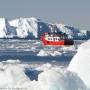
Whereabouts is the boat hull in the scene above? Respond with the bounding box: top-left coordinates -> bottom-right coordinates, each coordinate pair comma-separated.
41,36 -> 74,46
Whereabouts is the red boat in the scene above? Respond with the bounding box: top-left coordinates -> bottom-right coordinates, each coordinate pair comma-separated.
41,33 -> 74,46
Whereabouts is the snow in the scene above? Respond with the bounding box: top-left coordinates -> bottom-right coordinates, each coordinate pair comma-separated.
68,40 -> 90,88
0,59 -> 86,90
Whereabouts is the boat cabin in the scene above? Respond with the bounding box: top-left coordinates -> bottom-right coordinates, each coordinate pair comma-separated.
45,33 -> 68,41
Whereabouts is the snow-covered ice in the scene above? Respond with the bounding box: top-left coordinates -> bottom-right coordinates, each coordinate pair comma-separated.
0,17 -> 89,39
0,60 -> 86,90
68,40 -> 90,89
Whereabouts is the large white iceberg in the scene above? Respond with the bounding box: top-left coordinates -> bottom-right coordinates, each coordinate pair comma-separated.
68,40 -> 90,88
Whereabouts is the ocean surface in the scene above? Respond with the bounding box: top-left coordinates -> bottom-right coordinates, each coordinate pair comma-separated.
0,39 -> 85,65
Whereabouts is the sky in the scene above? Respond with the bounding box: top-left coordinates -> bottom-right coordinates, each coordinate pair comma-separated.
0,0 -> 90,30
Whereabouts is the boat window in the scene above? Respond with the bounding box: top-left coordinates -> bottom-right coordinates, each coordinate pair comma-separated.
48,38 -> 51,40
53,38 -> 55,40
56,38 -> 57,41
48,38 -> 52,40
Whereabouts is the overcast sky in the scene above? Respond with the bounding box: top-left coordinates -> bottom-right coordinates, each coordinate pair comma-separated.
0,0 -> 90,30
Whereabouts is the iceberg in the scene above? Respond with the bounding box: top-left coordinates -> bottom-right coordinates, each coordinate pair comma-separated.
0,17 -> 88,39
68,40 -> 90,88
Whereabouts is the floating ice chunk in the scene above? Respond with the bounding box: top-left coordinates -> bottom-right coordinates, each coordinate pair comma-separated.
37,49 -> 50,56
37,49 -> 62,56
2,59 -> 21,64
50,51 -> 62,56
